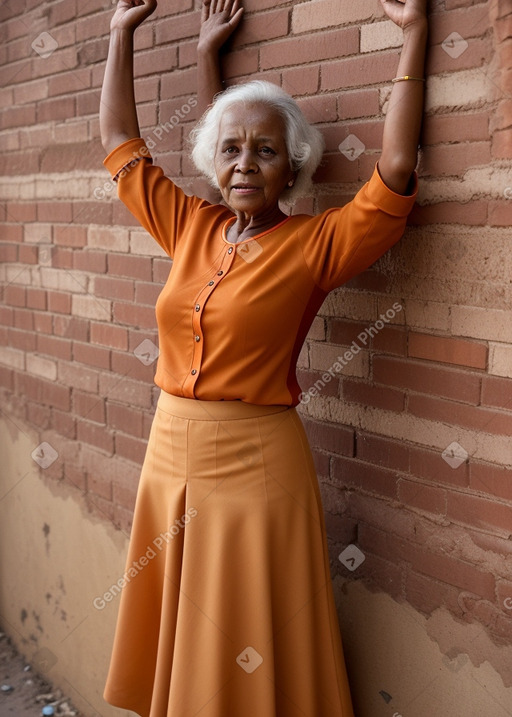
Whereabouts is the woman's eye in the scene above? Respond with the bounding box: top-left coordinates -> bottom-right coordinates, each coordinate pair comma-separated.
225,146 -> 238,154
260,147 -> 275,155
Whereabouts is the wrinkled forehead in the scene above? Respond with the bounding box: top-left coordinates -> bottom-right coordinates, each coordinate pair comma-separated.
217,102 -> 286,142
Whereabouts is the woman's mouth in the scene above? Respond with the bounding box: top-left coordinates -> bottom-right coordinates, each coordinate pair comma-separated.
231,185 -> 260,194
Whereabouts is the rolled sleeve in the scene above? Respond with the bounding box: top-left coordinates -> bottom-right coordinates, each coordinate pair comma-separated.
103,137 -> 153,180
299,163 -> 418,292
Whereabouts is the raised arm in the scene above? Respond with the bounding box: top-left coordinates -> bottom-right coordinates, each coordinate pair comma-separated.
197,0 -> 244,113
100,0 -> 157,155
377,0 -> 428,195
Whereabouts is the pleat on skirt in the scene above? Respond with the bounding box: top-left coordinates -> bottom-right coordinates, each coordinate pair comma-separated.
103,391 -> 354,717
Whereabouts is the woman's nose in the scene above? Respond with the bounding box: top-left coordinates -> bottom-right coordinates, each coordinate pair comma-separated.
235,148 -> 257,173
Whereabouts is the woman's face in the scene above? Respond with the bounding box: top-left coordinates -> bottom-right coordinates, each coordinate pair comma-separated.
214,103 -> 295,219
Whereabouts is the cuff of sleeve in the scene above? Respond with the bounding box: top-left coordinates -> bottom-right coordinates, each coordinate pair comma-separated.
365,162 -> 418,217
103,137 -> 153,180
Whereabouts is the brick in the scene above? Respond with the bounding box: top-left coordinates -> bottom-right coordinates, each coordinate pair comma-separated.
408,332 -> 488,370
27,402 -> 52,430
0,366 -> 14,392
469,463 -> 512,502
108,254 -> 152,281
90,322 -> 128,351
356,432 -> 409,472
16,372 -> 70,411
54,225 -> 87,248
497,581 -> 512,615
93,276 -> 134,302
342,379 -> 405,413
451,307 -> 512,343
282,66 -> 319,97
360,20 -> 404,53
424,70 -> 493,114
111,349 -> 157,383
420,142 -> 491,178
359,523 -> 496,601
409,200 -> 488,227
488,200 -> 512,227
4,285 -> 26,307
54,120 -> 89,144
26,355 -> 57,381
408,394 -> 512,437
112,461 -> 140,511
51,247 -> 73,270
78,419 -> 114,455
446,490 -> 512,537
373,356 -> 481,404
261,27 -> 358,71
87,468 -> 114,501
372,327 -> 407,356
37,96 -> 76,124
292,0 -> 378,33
134,47 -> 178,78
115,433 -> 148,465
113,302 -> 156,330
57,361 -> 98,394
481,375 -> 512,410
13,79 -> 48,105
302,417 -> 355,456
13,308 -> 34,331
8,328 -> 36,352
72,295 -> 111,322
48,291 -> 72,314
297,369 -> 339,400
74,390 -> 105,424
0,346 -> 25,371
409,444 -> 469,489
130,230 -> 167,257
73,250 -> 107,274
397,479 -> 447,516
72,342 -> 110,370
223,48 -> 259,81
33,312 -> 53,334
37,201 -> 73,224
338,89 -> 380,120
405,570 -> 465,618
50,0 -> 78,26
99,373 -> 153,409
106,402 -> 143,438
321,52 -> 399,92
488,343 -> 512,379
88,226 -> 130,253
37,334 -> 71,361
333,456 -> 399,500
53,315 -> 89,342
422,112 -> 489,146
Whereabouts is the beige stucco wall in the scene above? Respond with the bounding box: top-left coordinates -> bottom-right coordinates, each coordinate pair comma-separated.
1,414 -> 511,717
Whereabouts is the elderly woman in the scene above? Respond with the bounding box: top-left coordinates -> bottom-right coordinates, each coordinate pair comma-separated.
99,0 -> 427,715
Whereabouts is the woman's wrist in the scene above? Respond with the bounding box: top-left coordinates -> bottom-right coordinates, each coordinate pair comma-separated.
401,18 -> 428,39
197,41 -> 219,57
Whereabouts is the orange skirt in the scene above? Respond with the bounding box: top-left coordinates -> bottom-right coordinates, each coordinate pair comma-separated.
103,392 -> 354,717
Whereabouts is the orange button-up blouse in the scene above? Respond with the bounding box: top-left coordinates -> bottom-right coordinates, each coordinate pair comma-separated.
104,137 -> 417,407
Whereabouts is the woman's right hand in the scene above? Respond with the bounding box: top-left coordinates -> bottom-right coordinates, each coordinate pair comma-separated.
110,0 -> 157,32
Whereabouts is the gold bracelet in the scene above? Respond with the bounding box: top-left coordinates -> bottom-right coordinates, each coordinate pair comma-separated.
392,75 -> 426,83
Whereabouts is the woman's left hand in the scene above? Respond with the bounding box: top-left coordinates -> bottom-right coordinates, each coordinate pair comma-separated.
380,0 -> 428,31
198,0 -> 244,55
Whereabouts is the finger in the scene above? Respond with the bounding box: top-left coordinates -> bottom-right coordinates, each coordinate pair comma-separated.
229,6 -> 243,26
211,0 -> 219,14
229,0 -> 241,19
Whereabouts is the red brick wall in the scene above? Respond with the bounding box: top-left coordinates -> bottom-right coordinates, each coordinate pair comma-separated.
1,0 -> 511,681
